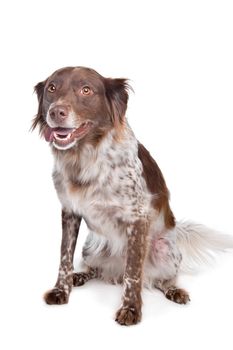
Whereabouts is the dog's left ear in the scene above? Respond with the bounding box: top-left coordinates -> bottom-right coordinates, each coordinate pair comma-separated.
31,80 -> 47,132
105,78 -> 131,127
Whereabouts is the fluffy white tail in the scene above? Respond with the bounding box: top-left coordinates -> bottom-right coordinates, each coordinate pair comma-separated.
176,221 -> 233,273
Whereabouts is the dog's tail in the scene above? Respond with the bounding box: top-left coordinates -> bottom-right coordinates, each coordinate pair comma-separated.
176,221 -> 233,273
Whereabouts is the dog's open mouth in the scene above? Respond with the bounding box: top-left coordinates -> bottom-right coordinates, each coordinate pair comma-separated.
44,122 -> 93,148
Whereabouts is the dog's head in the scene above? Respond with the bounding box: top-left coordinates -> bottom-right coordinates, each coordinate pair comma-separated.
32,67 -> 130,150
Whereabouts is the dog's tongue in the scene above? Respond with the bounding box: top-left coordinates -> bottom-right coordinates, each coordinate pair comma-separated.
44,127 -> 74,142
44,127 -> 54,142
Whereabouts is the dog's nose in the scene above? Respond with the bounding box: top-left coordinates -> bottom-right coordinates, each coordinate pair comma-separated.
49,105 -> 69,122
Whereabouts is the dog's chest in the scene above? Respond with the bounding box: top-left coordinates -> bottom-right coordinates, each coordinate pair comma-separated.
53,138 -> 151,235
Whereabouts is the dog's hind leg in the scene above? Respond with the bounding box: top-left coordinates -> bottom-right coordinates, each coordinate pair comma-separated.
73,267 -> 100,287
153,278 -> 190,304
147,231 -> 190,305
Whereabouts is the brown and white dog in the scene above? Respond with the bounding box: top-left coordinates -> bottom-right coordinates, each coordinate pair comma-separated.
33,66 -> 233,326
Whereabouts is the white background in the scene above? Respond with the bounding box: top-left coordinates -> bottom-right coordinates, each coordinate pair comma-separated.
0,0 -> 233,349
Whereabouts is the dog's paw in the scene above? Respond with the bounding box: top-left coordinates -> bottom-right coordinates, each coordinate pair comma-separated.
115,306 -> 142,326
165,288 -> 190,304
73,273 -> 87,287
44,288 -> 69,305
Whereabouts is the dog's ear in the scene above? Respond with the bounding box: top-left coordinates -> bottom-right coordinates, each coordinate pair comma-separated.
31,80 -> 47,133
105,78 -> 131,127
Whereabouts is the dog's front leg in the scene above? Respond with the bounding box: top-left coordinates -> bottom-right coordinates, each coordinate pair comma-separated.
44,210 -> 81,305
115,219 -> 148,326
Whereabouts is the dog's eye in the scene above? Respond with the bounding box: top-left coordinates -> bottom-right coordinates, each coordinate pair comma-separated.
48,84 -> 56,93
81,86 -> 92,95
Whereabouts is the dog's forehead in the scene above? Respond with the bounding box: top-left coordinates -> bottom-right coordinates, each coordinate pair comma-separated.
48,67 -> 104,87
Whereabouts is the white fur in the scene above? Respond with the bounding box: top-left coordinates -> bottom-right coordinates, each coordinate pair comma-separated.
54,128 -> 152,224
176,221 -> 233,272
83,232 -> 126,282
52,139 -> 77,150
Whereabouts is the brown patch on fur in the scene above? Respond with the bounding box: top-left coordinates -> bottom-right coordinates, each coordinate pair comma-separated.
31,80 -> 47,134
163,200 -> 176,229
44,288 -> 68,305
112,121 -> 128,143
86,126 -> 111,148
104,78 -> 130,129
68,178 -> 90,193
73,267 -> 99,287
138,142 -> 175,229
115,307 -> 141,326
165,287 -> 190,304
153,278 -> 190,304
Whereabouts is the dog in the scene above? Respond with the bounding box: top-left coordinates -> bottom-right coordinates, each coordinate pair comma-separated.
32,66 -> 233,326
